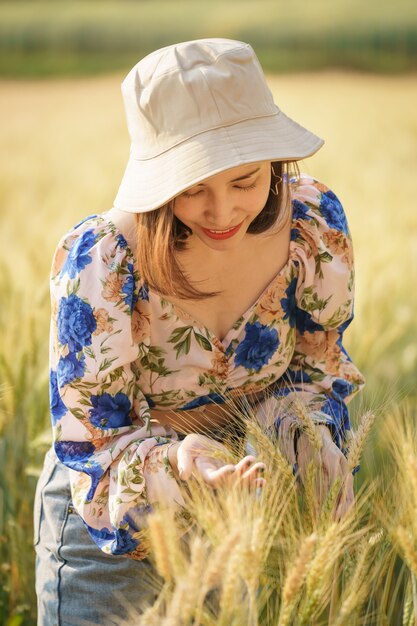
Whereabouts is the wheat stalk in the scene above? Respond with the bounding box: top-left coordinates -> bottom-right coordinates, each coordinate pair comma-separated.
332,540 -> 372,626
217,541 -> 247,626
278,532 -> 317,626
164,535 -> 208,625
300,522 -> 344,623
347,410 -> 376,472
291,398 -> 323,451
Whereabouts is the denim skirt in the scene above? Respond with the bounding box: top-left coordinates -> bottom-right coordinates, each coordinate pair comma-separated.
34,447 -> 161,626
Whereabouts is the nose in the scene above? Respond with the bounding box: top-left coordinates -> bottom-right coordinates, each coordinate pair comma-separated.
203,191 -> 237,229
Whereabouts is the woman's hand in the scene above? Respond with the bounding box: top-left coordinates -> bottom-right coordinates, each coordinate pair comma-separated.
296,425 -> 354,520
169,433 -> 266,491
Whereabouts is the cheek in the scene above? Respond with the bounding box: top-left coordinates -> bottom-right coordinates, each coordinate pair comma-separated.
172,201 -> 191,225
250,186 -> 271,215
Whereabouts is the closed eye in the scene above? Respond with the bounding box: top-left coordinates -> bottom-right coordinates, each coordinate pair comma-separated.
182,182 -> 257,199
181,189 -> 204,198
236,183 -> 257,192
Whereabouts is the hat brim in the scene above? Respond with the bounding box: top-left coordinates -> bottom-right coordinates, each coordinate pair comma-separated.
113,110 -> 324,213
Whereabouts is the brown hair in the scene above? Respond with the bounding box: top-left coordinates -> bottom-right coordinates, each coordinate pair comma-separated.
135,160 -> 299,300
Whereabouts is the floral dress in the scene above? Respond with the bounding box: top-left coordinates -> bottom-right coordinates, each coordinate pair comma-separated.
49,174 -> 365,559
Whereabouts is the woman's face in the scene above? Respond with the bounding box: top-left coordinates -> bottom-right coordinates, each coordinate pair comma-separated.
173,161 -> 272,252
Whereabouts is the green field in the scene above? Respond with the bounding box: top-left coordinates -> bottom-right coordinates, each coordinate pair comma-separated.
0,0 -> 416,76
0,71 -> 416,624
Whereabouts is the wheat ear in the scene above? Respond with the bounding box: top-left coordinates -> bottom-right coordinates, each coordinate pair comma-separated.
347,410 -> 376,472
278,532 -> 317,626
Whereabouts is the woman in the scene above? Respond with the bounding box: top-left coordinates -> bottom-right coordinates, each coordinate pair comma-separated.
34,38 -> 365,625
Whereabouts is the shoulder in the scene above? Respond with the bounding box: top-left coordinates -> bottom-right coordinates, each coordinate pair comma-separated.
50,212 -> 141,317
290,174 -> 350,236
50,212 -> 135,281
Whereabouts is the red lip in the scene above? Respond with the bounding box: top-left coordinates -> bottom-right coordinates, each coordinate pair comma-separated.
201,222 -> 242,240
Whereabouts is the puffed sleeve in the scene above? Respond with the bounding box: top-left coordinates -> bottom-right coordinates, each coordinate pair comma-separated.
267,177 -> 365,456
49,215 -> 184,560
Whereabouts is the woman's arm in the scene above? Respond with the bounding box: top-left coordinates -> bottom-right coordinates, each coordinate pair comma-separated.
49,216 -> 179,559
267,177 -> 365,452
256,178 -> 365,516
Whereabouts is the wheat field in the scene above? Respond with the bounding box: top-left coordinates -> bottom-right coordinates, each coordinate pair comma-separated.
0,72 -> 416,624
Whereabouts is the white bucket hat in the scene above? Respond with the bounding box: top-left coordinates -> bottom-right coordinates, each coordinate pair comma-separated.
113,38 -> 324,213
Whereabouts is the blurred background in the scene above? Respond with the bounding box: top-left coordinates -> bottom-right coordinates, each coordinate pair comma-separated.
0,1 -> 416,623
1,0 -> 416,77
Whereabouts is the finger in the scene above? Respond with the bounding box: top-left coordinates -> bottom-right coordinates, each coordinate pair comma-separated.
253,477 -> 267,493
241,462 -> 267,480
234,457 -> 267,478
195,458 -> 236,486
234,456 -> 257,474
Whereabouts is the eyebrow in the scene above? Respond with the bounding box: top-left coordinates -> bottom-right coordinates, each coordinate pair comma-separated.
196,167 -> 261,186
230,167 -> 261,182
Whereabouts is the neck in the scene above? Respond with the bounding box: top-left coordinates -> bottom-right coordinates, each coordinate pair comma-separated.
183,232 -> 263,265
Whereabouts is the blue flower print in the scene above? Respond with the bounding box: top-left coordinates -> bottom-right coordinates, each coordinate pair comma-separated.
72,215 -> 97,230
111,527 -> 139,555
331,378 -> 355,401
181,393 -> 226,410
116,233 -> 128,249
89,392 -> 132,429
122,262 -> 137,313
295,308 -> 324,335
57,294 -> 97,352
284,368 -> 313,385
321,397 -> 351,452
319,191 -> 348,234
57,352 -> 86,387
124,506 -> 153,532
139,283 -> 149,302
87,524 -> 139,555
61,229 -> 98,278
145,394 -> 156,408
292,200 -> 313,221
54,440 -> 103,501
49,369 -> 67,424
281,278 -> 297,328
290,228 -> 300,241
322,396 -> 348,428
54,440 -> 96,464
234,321 -> 279,372
85,525 -> 114,550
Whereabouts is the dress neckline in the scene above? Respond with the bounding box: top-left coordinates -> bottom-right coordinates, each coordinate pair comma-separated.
160,250 -> 295,348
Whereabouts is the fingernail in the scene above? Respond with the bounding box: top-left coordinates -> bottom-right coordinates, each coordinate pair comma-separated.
257,466 -> 265,474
